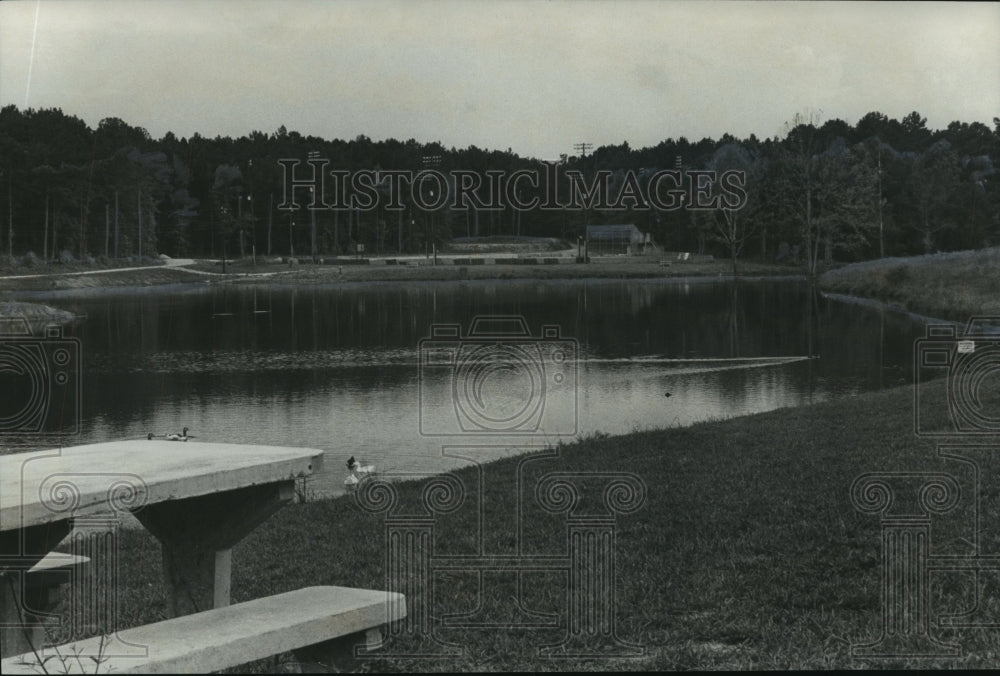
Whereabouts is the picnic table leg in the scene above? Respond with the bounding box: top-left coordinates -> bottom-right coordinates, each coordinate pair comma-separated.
134,481 -> 295,617
0,522 -> 72,658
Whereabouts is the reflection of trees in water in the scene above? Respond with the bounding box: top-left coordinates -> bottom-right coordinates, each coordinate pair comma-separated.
727,281 -> 742,358
72,278 -> 923,393
805,281 -> 821,389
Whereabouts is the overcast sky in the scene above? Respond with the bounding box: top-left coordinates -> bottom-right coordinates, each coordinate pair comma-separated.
1,0 -> 997,159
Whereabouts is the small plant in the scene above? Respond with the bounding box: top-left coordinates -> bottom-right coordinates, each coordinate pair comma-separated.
6,573 -> 113,674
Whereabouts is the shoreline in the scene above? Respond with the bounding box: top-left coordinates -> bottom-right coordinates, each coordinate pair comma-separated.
1,257 -> 805,297
818,290 -> 958,327
103,373 -> 998,670
818,247 -> 1000,323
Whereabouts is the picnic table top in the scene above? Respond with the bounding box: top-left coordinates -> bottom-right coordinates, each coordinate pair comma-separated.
1,441 -> 324,532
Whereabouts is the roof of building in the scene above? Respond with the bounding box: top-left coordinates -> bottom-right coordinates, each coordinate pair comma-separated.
586,224 -> 644,242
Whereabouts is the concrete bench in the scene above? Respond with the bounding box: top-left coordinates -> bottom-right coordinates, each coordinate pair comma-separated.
1,585 -> 406,674
1,553 -> 90,659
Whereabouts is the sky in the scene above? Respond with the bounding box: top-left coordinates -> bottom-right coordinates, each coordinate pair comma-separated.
0,0 -> 998,160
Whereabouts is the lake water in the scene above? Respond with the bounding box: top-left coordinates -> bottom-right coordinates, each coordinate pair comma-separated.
2,278 -> 931,496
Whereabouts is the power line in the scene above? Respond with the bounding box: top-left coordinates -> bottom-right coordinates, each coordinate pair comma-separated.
573,142 -> 592,158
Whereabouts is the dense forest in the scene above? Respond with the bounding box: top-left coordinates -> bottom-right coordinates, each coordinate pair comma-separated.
0,104 -> 997,273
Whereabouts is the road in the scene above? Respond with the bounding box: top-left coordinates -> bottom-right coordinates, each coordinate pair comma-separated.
0,256 -> 199,280
0,248 -> 585,282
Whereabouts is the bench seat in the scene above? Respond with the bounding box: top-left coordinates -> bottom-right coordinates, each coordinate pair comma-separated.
1,585 -> 406,674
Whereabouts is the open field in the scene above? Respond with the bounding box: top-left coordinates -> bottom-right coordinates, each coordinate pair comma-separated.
64,374 -> 998,671
819,247 -> 1000,323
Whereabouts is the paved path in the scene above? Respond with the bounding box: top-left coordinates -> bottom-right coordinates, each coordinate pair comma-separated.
0,248 -> 584,282
0,256 -> 197,280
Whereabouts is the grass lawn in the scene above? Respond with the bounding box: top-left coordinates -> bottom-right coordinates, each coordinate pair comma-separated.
1,254 -> 803,295
819,247 -> 1000,323
85,373 -> 1000,671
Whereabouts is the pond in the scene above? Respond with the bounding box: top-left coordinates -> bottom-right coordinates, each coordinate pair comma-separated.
2,278 -> 931,496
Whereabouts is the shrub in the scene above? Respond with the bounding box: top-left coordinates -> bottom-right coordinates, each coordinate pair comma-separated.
884,264 -> 909,287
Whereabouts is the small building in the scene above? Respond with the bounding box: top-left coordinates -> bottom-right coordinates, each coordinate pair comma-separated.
585,224 -> 648,255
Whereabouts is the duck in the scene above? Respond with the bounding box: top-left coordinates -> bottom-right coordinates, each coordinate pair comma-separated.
147,428 -> 190,441
166,427 -> 190,442
346,456 -> 375,481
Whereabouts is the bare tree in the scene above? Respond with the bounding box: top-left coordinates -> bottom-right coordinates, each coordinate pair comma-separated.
707,143 -> 762,275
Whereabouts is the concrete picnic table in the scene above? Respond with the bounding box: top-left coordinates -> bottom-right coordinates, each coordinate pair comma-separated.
0,441 -> 324,629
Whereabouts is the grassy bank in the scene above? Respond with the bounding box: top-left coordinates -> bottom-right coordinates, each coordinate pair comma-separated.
77,375 -> 999,671
160,257 -> 798,285
0,256 -> 802,295
819,248 -> 1000,323
0,265 -> 209,293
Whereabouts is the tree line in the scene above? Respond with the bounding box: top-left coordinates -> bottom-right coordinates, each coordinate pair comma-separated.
0,104 -> 997,272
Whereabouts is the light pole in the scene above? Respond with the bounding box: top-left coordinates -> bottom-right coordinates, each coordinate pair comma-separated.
573,143 -> 592,242
1,169 -> 10,259
877,146 -> 884,259
247,193 -> 255,265
421,155 -> 441,259
247,159 -> 255,264
237,188 -> 244,259
308,151 -> 319,259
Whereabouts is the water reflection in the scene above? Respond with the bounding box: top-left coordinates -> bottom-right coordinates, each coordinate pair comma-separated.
3,279 -> 929,495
